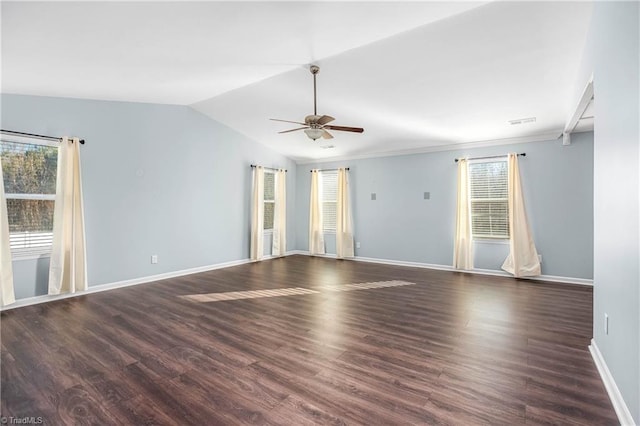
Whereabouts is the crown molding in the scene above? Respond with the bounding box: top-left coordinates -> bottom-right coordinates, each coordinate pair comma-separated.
295,130 -> 563,165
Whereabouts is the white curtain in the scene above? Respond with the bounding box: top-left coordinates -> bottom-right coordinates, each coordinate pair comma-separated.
0,156 -> 16,306
271,169 -> 287,256
250,166 -> 265,261
48,137 -> 87,295
309,170 -> 325,255
502,153 -> 541,277
453,159 -> 473,270
336,168 -> 354,259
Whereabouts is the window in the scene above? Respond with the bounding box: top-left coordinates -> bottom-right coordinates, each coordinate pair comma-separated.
263,171 -> 275,231
469,160 -> 509,239
321,171 -> 338,232
1,138 -> 58,257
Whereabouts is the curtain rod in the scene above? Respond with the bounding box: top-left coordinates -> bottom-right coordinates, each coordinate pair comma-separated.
1,129 -> 85,145
454,153 -> 525,163
250,164 -> 287,172
310,167 -> 350,172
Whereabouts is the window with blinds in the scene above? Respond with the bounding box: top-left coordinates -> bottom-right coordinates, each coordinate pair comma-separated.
1,138 -> 58,257
263,171 -> 275,230
469,160 -> 509,239
321,171 -> 338,232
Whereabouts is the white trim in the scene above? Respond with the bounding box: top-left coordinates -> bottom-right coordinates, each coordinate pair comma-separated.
11,251 -> 52,261
473,238 -> 509,245
259,252 -> 292,261
2,250 -> 593,311
286,249 -> 308,256
5,193 -> 56,201
1,252 -> 295,311
294,251 -> 592,286
470,267 -> 593,286
354,255 -> 455,272
0,133 -> 59,148
589,339 -> 635,426
564,77 -> 594,145
295,131 -> 562,165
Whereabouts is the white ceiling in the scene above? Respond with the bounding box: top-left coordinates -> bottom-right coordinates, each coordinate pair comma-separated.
2,1 -> 592,162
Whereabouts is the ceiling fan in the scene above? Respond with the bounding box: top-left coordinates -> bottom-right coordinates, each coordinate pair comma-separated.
270,65 -> 364,141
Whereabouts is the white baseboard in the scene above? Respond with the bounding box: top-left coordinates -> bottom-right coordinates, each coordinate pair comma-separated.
293,251 -> 592,286
470,267 -> 593,286
589,339 -> 635,425
353,255 -> 455,272
1,252 -> 301,311
2,251 -> 592,311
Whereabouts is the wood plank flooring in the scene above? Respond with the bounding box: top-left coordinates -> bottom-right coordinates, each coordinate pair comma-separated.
1,255 -> 618,425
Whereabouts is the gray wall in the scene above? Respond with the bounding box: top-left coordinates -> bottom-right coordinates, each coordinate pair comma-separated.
1,94 -> 297,299
296,133 -> 594,280
582,2 -> 639,422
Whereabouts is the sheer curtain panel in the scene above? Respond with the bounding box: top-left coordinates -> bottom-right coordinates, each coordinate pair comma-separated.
501,153 -> 541,277
272,169 -> 287,256
453,159 -> 473,270
48,137 -> 87,295
336,168 -> 354,258
309,170 -> 325,255
0,156 -> 15,306
250,166 -> 265,261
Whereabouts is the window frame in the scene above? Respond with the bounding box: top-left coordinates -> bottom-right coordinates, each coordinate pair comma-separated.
263,170 -> 275,233
320,170 -> 338,233
468,158 -> 510,241
1,135 -> 59,260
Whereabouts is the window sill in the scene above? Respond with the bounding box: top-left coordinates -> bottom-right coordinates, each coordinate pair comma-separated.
473,238 -> 509,245
12,252 -> 51,262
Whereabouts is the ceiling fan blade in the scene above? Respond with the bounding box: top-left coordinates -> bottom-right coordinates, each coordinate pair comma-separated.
322,130 -> 334,139
323,125 -> 364,133
317,115 -> 335,125
270,118 -> 307,126
278,127 -> 309,134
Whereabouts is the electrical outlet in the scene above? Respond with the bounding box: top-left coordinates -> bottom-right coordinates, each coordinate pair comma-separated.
424,192 -> 430,200
604,313 -> 609,335
538,254 -> 542,263
371,193 -> 376,201
356,242 -> 361,249
151,255 -> 158,264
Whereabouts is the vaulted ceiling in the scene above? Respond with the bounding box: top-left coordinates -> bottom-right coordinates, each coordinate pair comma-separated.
2,1 -> 592,162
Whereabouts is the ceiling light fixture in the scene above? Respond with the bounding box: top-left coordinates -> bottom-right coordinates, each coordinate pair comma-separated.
304,128 -> 324,140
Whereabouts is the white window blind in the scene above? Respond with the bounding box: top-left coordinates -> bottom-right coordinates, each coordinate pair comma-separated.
1,139 -> 58,257
321,171 -> 338,232
263,171 -> 275,230
469,160 -> 509,239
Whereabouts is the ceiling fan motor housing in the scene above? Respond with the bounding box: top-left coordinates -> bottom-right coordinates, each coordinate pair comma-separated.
305,115 -> 322,126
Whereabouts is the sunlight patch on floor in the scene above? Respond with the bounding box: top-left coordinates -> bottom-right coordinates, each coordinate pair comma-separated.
181,280 -> 415,303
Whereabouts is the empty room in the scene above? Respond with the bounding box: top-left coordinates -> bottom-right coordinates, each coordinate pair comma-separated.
1,1 -> 638,425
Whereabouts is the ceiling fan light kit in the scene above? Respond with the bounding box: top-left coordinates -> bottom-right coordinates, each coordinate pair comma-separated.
271,65 -> 364,142
304,128 -> 324,140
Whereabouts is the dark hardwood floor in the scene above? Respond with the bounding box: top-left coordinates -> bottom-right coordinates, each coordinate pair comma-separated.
1,255 -> 617,425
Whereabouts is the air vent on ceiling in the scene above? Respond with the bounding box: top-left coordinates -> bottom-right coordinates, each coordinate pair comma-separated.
509,117 -> 536,125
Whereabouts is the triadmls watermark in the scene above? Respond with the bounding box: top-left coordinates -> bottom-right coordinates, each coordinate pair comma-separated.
0,417 -> 44,425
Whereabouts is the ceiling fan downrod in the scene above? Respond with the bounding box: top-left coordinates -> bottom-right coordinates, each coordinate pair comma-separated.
310,65 -> 320,117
